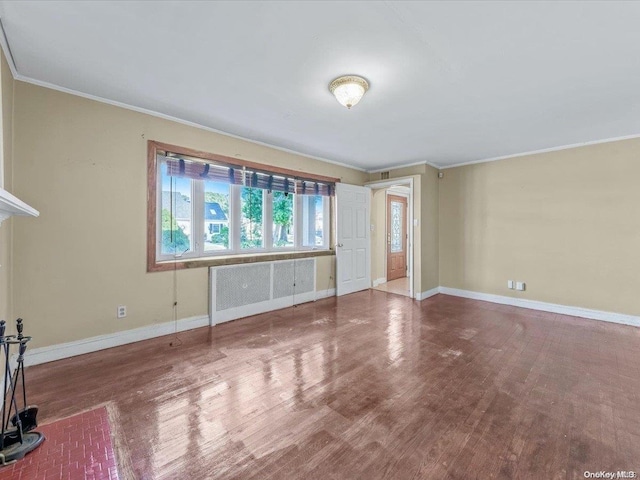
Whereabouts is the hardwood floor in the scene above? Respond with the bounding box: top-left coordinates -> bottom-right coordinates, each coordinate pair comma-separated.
25,292 -> 640,479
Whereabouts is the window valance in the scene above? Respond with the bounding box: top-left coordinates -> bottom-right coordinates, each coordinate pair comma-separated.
162,155 -> 335,196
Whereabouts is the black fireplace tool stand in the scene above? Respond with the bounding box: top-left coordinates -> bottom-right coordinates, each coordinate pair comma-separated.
0,318 -> 44,466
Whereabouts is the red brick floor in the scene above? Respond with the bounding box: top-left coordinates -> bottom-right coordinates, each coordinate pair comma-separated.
0,406 -> 119,480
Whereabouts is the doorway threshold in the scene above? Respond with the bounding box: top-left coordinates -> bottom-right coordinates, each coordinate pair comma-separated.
372,277 -> 411,298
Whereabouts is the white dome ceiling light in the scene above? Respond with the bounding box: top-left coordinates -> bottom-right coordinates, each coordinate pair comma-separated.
329,75 -> 369,109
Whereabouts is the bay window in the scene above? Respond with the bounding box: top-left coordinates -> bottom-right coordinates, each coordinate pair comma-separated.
148,141 -> 335,270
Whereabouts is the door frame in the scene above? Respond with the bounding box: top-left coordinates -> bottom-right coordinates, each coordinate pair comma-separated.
365,177 -> 414,300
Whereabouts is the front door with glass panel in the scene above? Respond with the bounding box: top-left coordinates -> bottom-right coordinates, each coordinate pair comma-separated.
386,195 -> 407,281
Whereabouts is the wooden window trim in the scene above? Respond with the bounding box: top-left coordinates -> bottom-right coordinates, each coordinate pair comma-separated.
152,140 -> 339,183
147,140 -> 339,273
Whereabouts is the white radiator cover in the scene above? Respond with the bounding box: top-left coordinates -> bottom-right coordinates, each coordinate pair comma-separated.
209,258 -> 317,324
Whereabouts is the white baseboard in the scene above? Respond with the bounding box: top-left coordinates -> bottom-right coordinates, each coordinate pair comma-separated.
438,287 -> 640,328
415,287 -> 440,301
27,286 -> 636,368
315,288 -> 336,300
24,315 -> 209,367
25,288 -> 337,368
372,277 -> 386,287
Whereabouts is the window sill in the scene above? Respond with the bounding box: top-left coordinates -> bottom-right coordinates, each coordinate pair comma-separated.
148,249 -> 334,272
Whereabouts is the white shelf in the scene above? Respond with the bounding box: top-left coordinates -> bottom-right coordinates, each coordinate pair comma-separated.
0,187 -> 39,225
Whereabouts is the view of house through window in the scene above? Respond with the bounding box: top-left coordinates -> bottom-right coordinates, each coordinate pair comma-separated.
204,180 -> 230,251
157,155 -> 332,261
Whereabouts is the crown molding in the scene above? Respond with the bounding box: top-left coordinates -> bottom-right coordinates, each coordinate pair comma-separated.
367,159 -> 439,174
439,133 -> 640,170
0,18 -> 18,78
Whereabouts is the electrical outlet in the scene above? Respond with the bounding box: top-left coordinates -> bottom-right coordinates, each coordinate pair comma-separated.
515,282 -> 526,291
117,305 -> 127,318
507,280 -> 514,289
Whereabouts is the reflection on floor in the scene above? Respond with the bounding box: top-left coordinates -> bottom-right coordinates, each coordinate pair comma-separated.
373,277 -> 410,297
22,291 -> 640,479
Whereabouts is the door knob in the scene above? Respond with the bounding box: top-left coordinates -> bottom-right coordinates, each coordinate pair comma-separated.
337,243 -> 344,247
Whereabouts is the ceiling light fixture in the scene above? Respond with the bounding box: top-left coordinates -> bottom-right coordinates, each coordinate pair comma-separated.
329,75 -> 369,109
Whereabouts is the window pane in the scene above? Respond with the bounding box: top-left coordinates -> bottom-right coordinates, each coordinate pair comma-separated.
302,195 -> 325,247
390,200 -> 403,252
272,192 -> 294,248
241,187 -> 264,249
204,181 -> 230,251
160,164 -> 192,255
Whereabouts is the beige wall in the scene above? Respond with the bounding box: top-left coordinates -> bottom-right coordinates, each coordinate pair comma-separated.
12,82 -> 366,348
370,188 -> 386,283
439,137 -> 640,316
421,165 -> 439,292
0,50 -> 14,324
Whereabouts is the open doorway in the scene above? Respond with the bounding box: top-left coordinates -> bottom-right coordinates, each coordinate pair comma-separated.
367,178 -> 414,299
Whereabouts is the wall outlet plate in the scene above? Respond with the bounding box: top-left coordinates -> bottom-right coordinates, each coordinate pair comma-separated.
516,282 -> 526,291
507,280 -> 514,289
117,305 -> 127,318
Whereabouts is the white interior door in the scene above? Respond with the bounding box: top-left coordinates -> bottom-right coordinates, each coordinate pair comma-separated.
336,183 -> 371,296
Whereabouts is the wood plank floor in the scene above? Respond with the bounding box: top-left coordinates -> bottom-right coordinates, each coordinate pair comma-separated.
25,292 -> 640,479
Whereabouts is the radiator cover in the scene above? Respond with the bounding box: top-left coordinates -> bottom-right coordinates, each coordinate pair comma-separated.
209,258 -> 316,324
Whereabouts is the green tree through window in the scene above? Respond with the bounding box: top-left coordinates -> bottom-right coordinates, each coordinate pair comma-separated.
241,187 -> 263,248
161,209 -> 190,254
273,191 -> 293,247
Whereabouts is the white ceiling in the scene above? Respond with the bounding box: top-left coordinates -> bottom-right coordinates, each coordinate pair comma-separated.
1,1 -> 639,171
